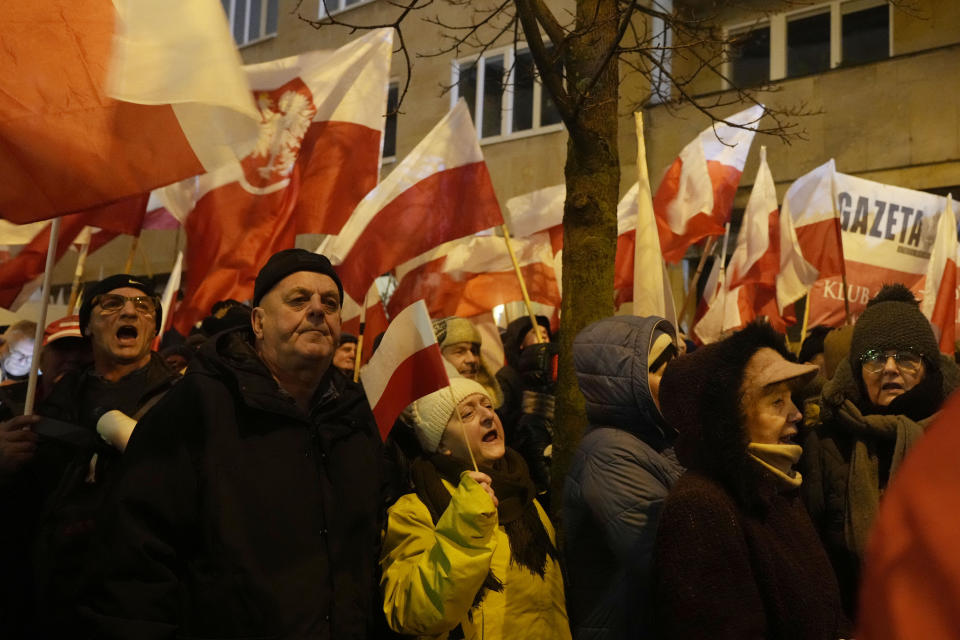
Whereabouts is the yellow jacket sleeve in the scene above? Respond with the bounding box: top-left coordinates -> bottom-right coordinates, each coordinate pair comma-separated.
381,472 -> 499,636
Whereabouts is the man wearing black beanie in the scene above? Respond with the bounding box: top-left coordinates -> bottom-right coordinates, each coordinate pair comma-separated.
87,249 -> 383,640
800,283 -> 960,620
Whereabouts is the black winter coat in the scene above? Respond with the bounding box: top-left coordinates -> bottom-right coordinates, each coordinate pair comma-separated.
85,328 -> 384,640
563,315 -> 683,640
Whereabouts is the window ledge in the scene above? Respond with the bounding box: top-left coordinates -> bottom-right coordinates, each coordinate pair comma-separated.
319,0 -> 376,18
479,123 -> 565,147
238,32 -> 277,50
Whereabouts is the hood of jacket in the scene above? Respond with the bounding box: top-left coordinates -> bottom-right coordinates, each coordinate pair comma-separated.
820,352 -> 960,425
573,315 -> 675,447
660,322 -> 798,512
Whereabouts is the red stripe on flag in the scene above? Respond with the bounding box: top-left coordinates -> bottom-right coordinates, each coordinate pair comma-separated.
807,260 -> 922,327
931,258 -> 957,354
729,208 -> 780,289
795,218 -> 845,282
292,121 -> 382,235
372,343 -> 448,441
336,161 -> 504,301
614,230 -> 635,307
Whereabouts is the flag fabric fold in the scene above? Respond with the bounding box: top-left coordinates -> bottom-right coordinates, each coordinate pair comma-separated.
921,195 -> 958,354
169,30 -> 394,334
360,300 -> 450,440
387,232 -> 560,320
653,104 -> 764,262
341,287 -> 390,365
728,151 -> 780,290
326,99 -> 505,302
1,0 -> 259,224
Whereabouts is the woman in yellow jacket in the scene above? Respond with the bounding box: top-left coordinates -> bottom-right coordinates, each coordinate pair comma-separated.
381,377 -> 571,640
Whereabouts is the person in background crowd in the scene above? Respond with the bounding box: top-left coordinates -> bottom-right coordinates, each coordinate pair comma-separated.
432,316 -> 503,408
333,332 -> 358,376
857,389 -> 960,640
495,315 -> 557,497
654,322 -> 849,640
86,250 -> 383,639
380,378 -> 570,640
799,325 -> 832,372
200,298 -> 253,337
822,325 -> 854,382
564,315 -> 682,640
0,320 -> 37,384
158,344 -> 193,374
800,284 -> 960,618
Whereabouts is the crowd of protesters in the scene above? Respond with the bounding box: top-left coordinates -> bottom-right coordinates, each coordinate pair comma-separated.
1,247 -> 958,639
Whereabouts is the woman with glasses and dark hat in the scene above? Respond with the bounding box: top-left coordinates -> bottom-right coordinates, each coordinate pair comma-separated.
800,284 -> 960,620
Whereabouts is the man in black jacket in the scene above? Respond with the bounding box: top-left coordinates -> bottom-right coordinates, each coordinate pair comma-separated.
86,249 -> 383,640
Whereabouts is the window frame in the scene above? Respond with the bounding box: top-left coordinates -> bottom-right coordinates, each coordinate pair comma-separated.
222,0 -> 278,48
722,0 -> 891,88
318,0 -> 377,18
381,79 -> 400,166
451,43 -> 565,145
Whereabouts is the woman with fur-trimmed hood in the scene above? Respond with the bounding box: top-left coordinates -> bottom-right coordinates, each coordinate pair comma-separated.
653,322 -> 849,640
800,284 -> 960,618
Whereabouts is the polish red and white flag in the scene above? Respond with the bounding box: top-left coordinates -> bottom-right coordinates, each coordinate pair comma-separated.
341,286 -> 390,365
776,159 -> 845,312
361,300 -> 450,440
0,0 -> 259,224
653,104 -> 764,262
387,232 -> 561,319
166,29 -> 394,334
0,197 -> 148,310
921,195 -> 958,355
325,99 -> 505,302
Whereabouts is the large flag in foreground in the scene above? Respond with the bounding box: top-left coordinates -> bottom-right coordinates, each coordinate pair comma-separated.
921,195 -> 958,354
387,233 -> 560,319
327,100 -> 505,302
0,0 -> 258,223
653,104 -> 764,262
169,30 -> 393,334
360,301 -> 450,440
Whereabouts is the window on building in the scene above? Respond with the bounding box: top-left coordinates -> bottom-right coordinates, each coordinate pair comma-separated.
842,3 -> 889,66
221,0 -> 278,47
453,45 -> 563,142
787,10 -> 831,76
383,81 -> 399,160
725,1 -> 891,85
319,0 -> 375,17
729,25 -> 770,87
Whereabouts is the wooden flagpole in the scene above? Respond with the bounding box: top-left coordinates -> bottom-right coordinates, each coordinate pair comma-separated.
23,217 -> 62,416
677,236 -> 718,330
66,231 -> 91,314
717,223 -> 732,335
122,235 -> 140,274
500,224 -> 544,343
353,285 -> 370,383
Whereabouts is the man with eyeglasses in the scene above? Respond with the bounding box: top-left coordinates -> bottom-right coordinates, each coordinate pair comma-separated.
86,250 -> 383,640
799,283 -> 960,621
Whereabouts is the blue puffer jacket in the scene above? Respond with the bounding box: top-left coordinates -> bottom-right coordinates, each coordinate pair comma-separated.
563,316 -> 684,640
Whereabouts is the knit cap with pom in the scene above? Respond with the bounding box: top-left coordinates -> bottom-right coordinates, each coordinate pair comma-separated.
849,283 -> 939,373
410,378 -> 491,453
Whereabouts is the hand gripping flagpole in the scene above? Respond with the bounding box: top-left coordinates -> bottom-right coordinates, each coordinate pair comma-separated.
500,223 -> 545,343
23,217 -> 62,416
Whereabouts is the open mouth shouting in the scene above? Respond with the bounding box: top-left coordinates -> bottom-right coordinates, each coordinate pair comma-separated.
481,429 -> 500,443
116,324 -> 139,345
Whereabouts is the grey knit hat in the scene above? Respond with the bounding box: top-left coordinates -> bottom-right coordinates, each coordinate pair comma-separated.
849,284 -> 938,372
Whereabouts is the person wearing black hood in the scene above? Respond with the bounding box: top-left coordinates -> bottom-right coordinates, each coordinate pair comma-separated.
495,315 -> 556,497
563,315 -> 681,639
653,321 -> 849,640
800,283 -> 960,618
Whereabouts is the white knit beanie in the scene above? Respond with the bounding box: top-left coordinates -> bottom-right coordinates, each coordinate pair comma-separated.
410,377 -> 490,453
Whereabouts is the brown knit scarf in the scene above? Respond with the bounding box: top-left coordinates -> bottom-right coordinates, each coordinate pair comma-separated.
409,448 -> 558,612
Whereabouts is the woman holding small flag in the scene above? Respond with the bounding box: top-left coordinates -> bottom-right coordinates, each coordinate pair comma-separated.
379,377 -> 570,640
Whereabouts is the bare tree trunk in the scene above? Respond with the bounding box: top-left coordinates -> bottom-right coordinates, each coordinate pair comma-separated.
549,0 -> 620,523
